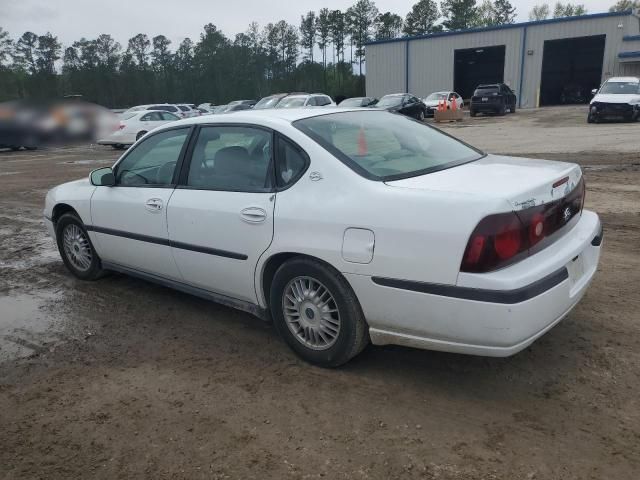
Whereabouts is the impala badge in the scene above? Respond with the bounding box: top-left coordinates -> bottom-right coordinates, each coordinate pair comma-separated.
563,207 -> 572,223
309,171 -> 323,181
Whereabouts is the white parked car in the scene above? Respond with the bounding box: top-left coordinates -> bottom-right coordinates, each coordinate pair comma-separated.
275,94 -> 335,108
45,109 -> 602,367
176,104 -> 201,118
588,76 -> 640,123
422,91 -> 464,117
97,110 -> 180,149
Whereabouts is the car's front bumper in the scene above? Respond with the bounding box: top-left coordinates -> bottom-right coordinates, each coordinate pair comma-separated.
590,102 -> 638,119
345,210 -> 602,357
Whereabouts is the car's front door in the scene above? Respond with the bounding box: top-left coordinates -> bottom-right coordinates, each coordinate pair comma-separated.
166,125 -> 276,303
90,126 -> 191,280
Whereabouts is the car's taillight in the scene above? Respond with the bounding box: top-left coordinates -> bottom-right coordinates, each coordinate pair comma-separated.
118,123 -> 125,130
461,177 -> 585,273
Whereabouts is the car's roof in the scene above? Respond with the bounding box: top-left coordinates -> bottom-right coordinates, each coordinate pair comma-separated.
605,76 -> 640,82
159,107 -> 363,127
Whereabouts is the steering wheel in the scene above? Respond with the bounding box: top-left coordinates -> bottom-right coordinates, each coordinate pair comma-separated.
119,170 -> 148,185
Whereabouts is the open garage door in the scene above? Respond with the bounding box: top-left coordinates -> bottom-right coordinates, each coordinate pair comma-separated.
540,35 -> 605,106
454,45 -> 506,100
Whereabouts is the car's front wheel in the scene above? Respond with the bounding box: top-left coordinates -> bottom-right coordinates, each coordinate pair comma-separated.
417,109 -> 425,121
270,257 -> 369,367
56,213 -> 104,280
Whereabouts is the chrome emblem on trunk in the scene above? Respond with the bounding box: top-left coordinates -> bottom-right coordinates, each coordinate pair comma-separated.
563,207 -> 572,223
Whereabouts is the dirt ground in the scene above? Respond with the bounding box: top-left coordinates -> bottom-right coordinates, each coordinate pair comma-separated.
0,105 -> 639,479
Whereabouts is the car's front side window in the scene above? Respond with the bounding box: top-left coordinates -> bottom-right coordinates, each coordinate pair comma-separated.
115,128 -> 190,187
185,126 -> 273,192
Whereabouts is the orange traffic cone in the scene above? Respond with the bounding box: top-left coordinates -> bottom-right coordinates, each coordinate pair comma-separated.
451,99 -> 457,111
358,127 -> 367,156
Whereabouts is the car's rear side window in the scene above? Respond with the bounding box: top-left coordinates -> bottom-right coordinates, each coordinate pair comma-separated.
294,111 -> 482,181
185,126 -> 273,192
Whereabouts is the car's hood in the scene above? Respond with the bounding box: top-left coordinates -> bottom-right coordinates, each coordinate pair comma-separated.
385,154 -> 582,210
423,100 -> 440,107
591,93 -> 640,104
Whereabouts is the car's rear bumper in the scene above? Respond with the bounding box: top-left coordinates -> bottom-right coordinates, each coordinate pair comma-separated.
345,210 -> 602,357
470,102 -> 503,112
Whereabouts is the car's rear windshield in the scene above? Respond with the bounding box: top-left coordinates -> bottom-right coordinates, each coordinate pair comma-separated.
121,112 -> 137,120
277,97 -> 307,108
599,81 -> 640,94
474,86 -> 499,96
294,111 -> 483,181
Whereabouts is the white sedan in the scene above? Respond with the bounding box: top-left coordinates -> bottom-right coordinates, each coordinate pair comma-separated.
98,110 -> 180,149
45,109 -> 602,367
423,91 -> 464,116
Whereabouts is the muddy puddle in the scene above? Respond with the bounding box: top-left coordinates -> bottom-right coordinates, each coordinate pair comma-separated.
0,292 -> 64,361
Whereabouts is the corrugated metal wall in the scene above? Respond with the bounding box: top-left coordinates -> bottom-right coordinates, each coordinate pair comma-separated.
365,12 -> 640,109
365,41 -> 407,99
407,29 -> 522,100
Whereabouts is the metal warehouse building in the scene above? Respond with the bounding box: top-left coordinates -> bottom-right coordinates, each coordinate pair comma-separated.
365,10 -> 640,108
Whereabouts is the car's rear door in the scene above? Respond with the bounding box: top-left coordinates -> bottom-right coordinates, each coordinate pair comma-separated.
165,124 -> 276,303
90,126 -> 192,280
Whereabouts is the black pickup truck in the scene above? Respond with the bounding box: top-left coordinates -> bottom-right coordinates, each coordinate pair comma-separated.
469,84 -> 517,117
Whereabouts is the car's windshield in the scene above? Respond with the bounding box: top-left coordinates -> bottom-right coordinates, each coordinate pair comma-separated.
599,81 -> 640,94
276,97 -> 307,108
426,93 -> 447,101
339,98 -> 363,107
294,111 -> 483,181
377,95 -> 403,107
254,96 -> 282,109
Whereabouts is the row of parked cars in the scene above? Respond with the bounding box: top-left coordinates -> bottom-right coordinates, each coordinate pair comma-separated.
96,84 -> 519,149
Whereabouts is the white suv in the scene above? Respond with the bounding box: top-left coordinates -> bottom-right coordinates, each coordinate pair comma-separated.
588,76 -> 640,123
275,94 -> 335,108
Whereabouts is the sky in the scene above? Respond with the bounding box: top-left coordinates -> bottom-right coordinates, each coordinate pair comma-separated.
0,0 -> 617,48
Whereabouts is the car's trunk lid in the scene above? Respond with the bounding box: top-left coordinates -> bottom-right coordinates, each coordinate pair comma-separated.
385,154 -> 582,210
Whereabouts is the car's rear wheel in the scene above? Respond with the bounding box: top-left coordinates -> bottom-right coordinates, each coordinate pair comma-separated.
10,146 -> 20,151
417,110 -> 425,121
498,105 -> 506,116
270,257 -> 369,367
470,109 -> 477,117
56,213 -> 104,281
136,131 -> 147,141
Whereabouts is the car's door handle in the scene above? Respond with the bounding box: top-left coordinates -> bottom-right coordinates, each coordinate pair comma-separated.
240,207 -> 267,224
145,198 -> 163,213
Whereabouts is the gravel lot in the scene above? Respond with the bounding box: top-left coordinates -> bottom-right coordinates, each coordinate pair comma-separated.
1,105 -> 639,479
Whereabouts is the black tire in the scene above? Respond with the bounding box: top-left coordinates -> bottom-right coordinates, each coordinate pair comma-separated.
511,103 -> 516,113
587,113 -> 594,124
417,109 -> 425,121
136,131 -> 147,141
269,257 -> 369,367
470,109 -> 477,117
55,213 -> 105,281
498,105 -> 506,116
10,146 -> 21,151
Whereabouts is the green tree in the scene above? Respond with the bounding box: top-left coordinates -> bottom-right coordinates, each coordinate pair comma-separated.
96,34 -> 120,69
299,11 -> 316,62
316,8 -> 331,69
529,3 -> 550,19
13,32 -> 38,73
553,2 -> 587,17
346,0 -> 379,76
329,10 -> 347,63
441,0 -> 478,30
609,0 -> 640,11
376,12 -> 403,39
403,0 -> 440,36
0,27 -> 13,65
127,33 -> 150,67
475,0 -> 497,25
493,0 -> 516,23
35,33 -> 60,74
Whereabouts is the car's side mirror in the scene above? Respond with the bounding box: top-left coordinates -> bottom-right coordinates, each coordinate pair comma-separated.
591,89 -> 598,95
90,167 -> 115,186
